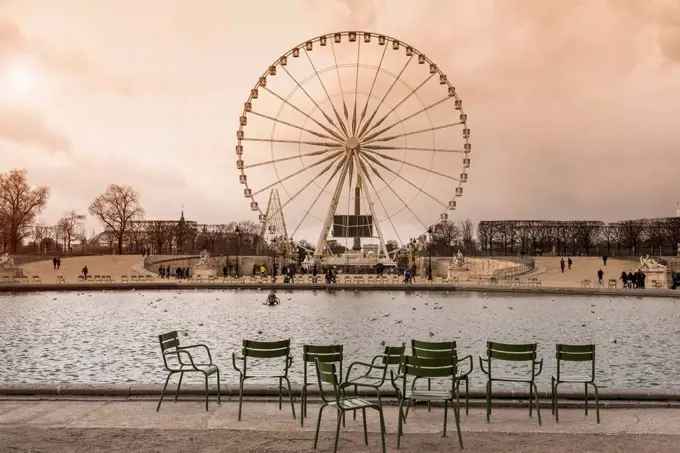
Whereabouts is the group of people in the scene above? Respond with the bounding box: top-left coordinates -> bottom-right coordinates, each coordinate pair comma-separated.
158,265 -> 190,279
402,265 -> 418,284
52,257 -> 62,270
619,270 -> 647,289
559,257 -> 574,273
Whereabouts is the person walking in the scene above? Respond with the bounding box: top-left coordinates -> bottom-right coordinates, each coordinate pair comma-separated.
602,255 -> 608,266
597,269 -> 604,285
560,258 -> 565,273
567,257 -> 573,270
620,271 -> 628,288
81,265 -> 89,280
56,257 -> 61,269
52,257 -> 57,270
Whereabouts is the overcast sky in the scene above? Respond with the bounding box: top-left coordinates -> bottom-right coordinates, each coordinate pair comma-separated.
1,0 -> 679,239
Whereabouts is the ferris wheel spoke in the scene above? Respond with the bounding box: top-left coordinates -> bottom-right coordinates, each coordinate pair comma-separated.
281,65 -> 347,139
358,73 -> 435,141
356,43 -> 387,135
359,152 -> 449,209
356,156 -> 405,246
248,110 -> 343,143
351,39 -> 361,136
303,49 -> 350,138
362,149 -> 462,182
362,96 -> 454,144
357,54 -> 415,140
261,87 -> 345,142
315,154 -> 353,254
242,137 -> 339,147
267,153 -> 345,225
363,121 -> 463,146
358,155 -> 428,230
330,41 -> 350,129
363,144 -> 464,153
252,149 -> 345,197
290,154 -> 349,239
244,147 -> 343,169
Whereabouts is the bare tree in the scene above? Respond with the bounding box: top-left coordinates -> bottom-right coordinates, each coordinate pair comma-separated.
88,185 -> 144,254
29,223 -> 49,252
458,219 -> 474,255
431,220 -> 459,255
574,221 -> 604,256
645,218 -> 667,256
664,217 -> 680,257
0,169 -> 50,253
619,219 -> 647,255
127,221 -> 146,253
56,210 -> 86,252
144,221 -> 175,254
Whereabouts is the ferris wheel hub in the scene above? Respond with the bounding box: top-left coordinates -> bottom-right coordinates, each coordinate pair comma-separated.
345,137 -> 360,151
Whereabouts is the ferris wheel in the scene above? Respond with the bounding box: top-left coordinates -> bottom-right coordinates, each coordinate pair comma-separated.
236,31 -> 471,259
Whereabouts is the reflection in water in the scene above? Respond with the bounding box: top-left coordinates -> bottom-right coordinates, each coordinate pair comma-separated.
0,290 -> 677,389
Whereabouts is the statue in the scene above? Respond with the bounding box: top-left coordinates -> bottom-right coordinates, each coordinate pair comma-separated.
453,249 -> 466,268
264,292 -> 280,306
196,250 -> 214,268
639,255 -> 667,271
0,253 -> 16,269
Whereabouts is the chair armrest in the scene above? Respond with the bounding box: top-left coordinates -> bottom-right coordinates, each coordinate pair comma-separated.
457,354 -> 473,378
345,360 -> 387,384
232,352 -> 244,374
174,349 -> 199,370
534,357 -> 543,376
178,344 -> 213,365
478,355 -> 489,375
286,355 -> 294,369
389,369 -> 405,391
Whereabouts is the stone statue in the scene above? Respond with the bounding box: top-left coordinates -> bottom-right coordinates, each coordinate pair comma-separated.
454,249 -> 466,268
639,254 -> 667,271
0,253 -> 15,269
196,250 -> 214,268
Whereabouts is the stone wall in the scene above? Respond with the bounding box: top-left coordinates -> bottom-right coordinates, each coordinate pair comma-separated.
143,254 -> 276,276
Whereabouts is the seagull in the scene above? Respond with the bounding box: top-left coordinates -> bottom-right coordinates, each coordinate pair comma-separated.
429,332 -> 435,337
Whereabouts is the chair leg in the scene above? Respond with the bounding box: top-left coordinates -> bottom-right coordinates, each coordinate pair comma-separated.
284,377 -> 296,419
216,368 -> 221,405
377,406 -> 387,453
591,382 -> 601,424
551,377 -> 555,415
204,373 -> 209,412
362,408 -> 368,445
486,380 -> 491,423
554,382 -> 560,423
453,399 -> 464,449
278,377 -> 283,410
156,373 -> 172,412
333,410 -> 342,453
427,378 -> 432,412
353,385 -> 358,420
397,399 -> 407,449
174,371 -> 184,402
529,381 -> 534,417
443,400 -> 448,437
238,377 -> 244,421
465,377 -> 469,415
313,404 -> 327,449
584,382 -> 589,416
301,384 -> 306,427
532,382 -> 542,426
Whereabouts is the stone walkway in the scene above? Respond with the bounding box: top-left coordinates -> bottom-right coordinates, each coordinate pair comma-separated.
0,400 -> 678,452
20,255 -> 145,282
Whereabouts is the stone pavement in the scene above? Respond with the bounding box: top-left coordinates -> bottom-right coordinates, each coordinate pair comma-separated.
0,400 -> 678,452
531,257 -> 641,288
20,255 -> 145,282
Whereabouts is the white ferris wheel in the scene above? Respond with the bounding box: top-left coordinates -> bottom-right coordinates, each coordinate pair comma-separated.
236,31 -> 471,259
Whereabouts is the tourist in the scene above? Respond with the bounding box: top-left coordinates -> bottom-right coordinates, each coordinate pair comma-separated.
403,268 -> 410,284
620,271 -> 628,288
671,272 -> 679,290
639,270 -> 646,289
560,258 -> 565,273
167,266 -> 172,279
222,266 -> 227,277
312,265 -> 318,283
567,257 -> 573,270
52,257 -> 57,270
597,269 -> 604,285
56,257 -> 61,269
602,255 -> 608,266
260,265 -> 266,277
159,265 -> 165,279
81,265 -> 89,280
627,271 -> 635,288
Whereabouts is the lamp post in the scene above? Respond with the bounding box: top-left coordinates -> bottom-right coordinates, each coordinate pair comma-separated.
235,226 -> 241,277
427,226 -> 434,281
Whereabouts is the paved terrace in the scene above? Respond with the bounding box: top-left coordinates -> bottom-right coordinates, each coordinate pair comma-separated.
0,399 -> 678,452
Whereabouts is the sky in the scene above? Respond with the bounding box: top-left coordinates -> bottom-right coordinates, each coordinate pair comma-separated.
1,0 -> 680,242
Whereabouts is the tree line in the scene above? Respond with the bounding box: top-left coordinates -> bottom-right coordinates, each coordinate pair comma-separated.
477,219 -> 680,257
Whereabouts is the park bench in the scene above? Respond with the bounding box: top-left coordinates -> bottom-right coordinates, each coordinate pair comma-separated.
31,275 -> 41,284
581,279 -> 591,288
607,278 -> 617,288
121,275 -> 129,283
56,275 -> 67,284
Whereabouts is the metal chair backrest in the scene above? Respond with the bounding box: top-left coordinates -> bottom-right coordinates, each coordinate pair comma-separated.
399,355 -> 456,394
411,340 -> 458,359
242,339 -> 290,372
158,331 -> 180,370
303,344 -> 343,384
315,359 -> 341,403
486,341 -> 538,378
382,344 -> 406,366
556,344 -> 595,380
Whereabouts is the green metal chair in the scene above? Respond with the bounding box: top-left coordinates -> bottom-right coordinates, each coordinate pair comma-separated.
232,339 -> 295,421
479,341 -> 543,425
313,359 -> 386,453
301,344 -> 344,426
391,355 -> 463,449
410,340 -> 473,415
345,344 -> 405,419
156,331 -> 220,412
552,344 -> 600,423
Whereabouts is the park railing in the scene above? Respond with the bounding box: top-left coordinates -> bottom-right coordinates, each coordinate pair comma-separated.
491,257 -> 535,279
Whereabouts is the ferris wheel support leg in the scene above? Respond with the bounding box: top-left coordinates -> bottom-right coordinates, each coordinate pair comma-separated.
314,157 -> 351,258
357,162 -> 389,260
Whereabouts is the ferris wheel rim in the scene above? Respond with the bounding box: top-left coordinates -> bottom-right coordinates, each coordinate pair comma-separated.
236,30 -> 471,249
